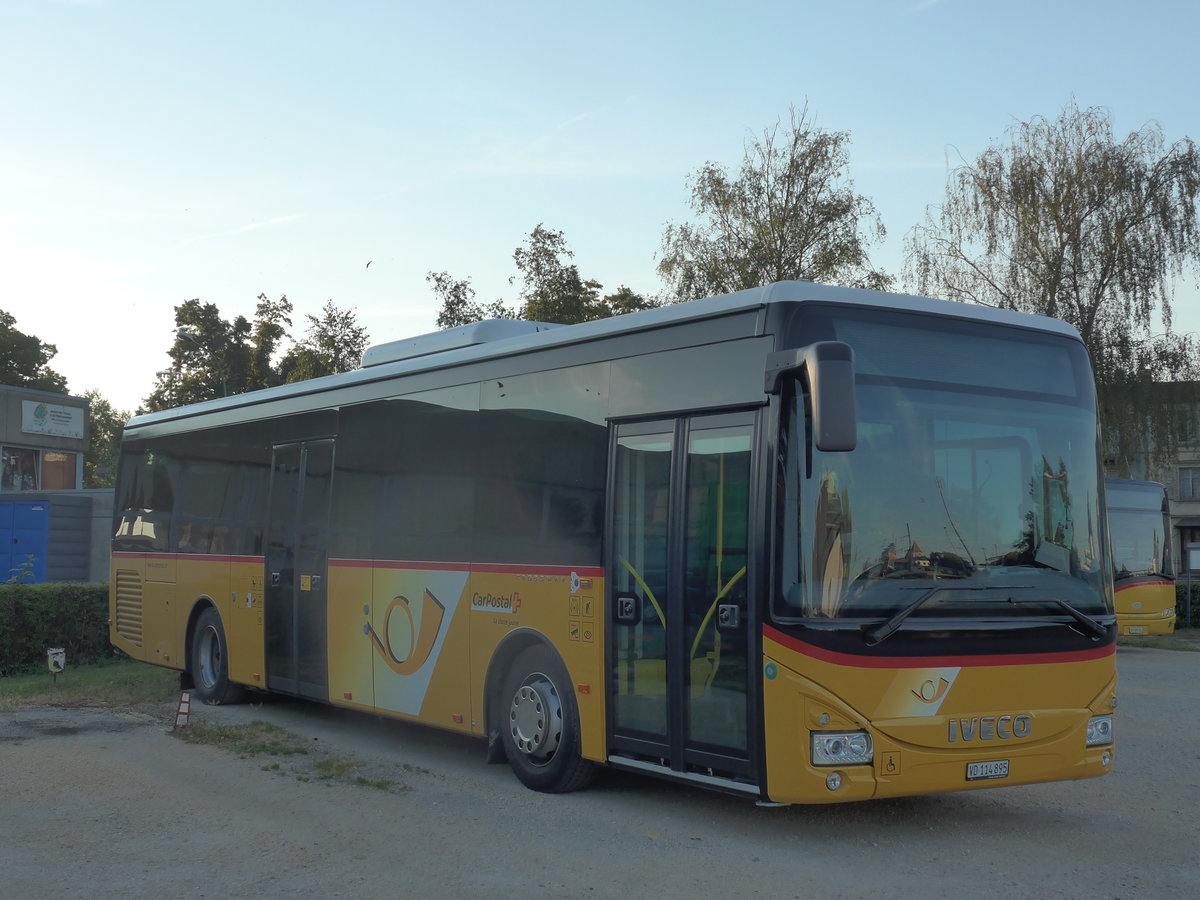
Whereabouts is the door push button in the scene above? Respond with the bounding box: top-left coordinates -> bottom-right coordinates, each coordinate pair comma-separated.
616,595 -> 641,624
718,603 -> 741,631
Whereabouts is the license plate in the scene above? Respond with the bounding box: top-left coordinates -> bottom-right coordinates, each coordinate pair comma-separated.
966,759 -> 1009,781
1128,626 -> 1145,634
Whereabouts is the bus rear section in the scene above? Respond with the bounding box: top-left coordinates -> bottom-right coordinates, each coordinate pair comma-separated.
1105,478 -> 1176,636
760,303 -> 1116,803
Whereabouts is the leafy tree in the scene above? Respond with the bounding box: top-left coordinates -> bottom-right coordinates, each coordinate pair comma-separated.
430,226 -> 661,330
143,299 -> 247,410
600,285 -> 661,317
248,293 -> 294,390
428,271 -> 516,329
0,309 -> 68,392
144,296 -> 366,411
82,389 -> 129,488
658,104 -> 892,303
905,100 -> 1200,473
279,300 -> 370,382
511,224 -> 611,324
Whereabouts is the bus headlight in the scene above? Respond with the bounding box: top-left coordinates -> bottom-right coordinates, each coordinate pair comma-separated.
811,731 -> 873,766
1086,715 -> 1113,747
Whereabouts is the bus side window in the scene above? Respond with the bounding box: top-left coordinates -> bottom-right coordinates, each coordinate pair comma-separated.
113,448 -> 176,553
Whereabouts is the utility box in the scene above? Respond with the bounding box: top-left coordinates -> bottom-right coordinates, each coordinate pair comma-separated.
0,499 -> 49,581
0,493 -> 97,582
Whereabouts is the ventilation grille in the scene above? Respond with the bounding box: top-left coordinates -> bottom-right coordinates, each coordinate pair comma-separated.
114,569 -> 144,645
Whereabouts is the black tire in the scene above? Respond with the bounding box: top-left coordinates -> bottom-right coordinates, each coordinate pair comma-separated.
499,645 -> 597,793
191,607 -> 246,705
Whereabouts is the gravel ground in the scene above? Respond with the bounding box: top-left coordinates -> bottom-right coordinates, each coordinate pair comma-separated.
2,645 -> 1198,899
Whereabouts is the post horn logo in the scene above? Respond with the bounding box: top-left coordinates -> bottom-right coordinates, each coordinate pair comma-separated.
365,589 -> 446,676
912,676 -> 952,704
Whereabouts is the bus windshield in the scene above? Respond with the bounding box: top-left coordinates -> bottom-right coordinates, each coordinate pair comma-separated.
1106,481 -> 1173,580
775,309 -> 1111,628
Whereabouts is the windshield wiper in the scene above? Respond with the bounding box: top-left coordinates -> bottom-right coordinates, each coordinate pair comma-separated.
862,584 -> 1034,646
1005,596 -> 1108,640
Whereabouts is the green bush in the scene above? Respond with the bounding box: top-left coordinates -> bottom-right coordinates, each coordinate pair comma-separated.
0,582 -> 111,676
1176,583 -> 1200,629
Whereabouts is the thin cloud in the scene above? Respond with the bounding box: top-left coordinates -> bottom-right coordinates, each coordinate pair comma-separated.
176,213 -> 307,248
457,102 -> 645,179
856,157 -> 948,171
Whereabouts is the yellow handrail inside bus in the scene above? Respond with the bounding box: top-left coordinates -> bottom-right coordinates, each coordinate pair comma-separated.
618,555 -> 667,628
689,565 -> 747,663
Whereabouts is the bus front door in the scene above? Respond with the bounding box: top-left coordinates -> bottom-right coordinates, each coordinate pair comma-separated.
265,440 -> 334,701
609,413 -> 755,784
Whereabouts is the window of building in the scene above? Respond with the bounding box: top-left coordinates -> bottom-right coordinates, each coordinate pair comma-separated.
2,446 -> 40,491
0,446 -> 79,491
1180,466 -> 1200,500
41,452 -> 77,490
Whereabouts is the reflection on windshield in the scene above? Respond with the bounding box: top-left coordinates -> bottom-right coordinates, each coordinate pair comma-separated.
1108,508 -> 1171,579
779,379 -> 1110,621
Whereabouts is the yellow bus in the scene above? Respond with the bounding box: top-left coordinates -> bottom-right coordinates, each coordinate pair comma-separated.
1105,478 -> 1176,636
110,281 -> 1116,803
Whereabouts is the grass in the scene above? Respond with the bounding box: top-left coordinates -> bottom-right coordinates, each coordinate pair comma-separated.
1,657 -> 419,793
174,719 -> 310,758
176,724 -> 401,791
0,656 -> 180,712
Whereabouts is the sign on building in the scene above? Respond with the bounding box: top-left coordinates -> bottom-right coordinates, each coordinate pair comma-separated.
21,401 -> 85,440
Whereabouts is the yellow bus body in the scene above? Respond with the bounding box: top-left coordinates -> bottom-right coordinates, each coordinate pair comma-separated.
111,553 -> 610,762
762,628 -> 1116,804
1114,578 -> 1177,636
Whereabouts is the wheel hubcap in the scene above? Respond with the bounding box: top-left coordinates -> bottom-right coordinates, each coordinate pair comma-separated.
509,674 -> 562,763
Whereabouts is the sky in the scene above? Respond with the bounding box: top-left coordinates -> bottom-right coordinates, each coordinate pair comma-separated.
2,0 -> 1199,412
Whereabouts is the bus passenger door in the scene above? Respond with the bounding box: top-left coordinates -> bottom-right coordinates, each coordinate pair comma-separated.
609,413 -> 756,783
265,440 -> 333,701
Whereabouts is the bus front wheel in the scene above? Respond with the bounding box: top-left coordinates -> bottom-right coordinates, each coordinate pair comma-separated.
499,645 -> 596,793
191,607 -> 245,705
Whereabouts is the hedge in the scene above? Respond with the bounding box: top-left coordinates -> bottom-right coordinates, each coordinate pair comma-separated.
1177,583 -> 1200,630
0,582 -> 111,676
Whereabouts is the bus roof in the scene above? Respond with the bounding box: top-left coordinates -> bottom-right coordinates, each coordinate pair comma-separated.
127,280 -> 1083,432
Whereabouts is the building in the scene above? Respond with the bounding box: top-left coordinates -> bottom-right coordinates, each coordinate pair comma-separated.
1112,383 -> 1200,577
0,384 -> 111,582
1166,442 -> 1200,575
1,385 -> 88,490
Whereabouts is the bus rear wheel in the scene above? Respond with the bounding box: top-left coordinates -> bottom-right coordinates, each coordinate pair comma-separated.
191,607 -> 245,705
499,645 -> 596,793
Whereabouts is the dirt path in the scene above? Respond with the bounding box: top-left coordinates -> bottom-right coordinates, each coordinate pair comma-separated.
3,646 -> 1199,899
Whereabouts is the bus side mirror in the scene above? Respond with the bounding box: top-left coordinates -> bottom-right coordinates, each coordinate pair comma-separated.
765,341 -> 857,452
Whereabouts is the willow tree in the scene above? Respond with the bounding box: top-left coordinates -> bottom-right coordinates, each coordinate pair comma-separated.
658,105 -> 892,303
905,101 -> 1200,474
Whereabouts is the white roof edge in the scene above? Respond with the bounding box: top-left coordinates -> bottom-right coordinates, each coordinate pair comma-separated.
127,281 -> 1082,429
361,319 -> 564,367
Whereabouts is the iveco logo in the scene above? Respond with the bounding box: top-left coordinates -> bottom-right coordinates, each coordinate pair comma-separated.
947,714 -> 1032,742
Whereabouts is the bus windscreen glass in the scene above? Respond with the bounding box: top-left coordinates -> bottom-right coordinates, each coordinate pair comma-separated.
1106,482 -> 1173,579
775,309 -> 1111,628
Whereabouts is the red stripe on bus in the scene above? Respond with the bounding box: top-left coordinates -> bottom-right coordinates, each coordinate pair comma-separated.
763,624 -> 1115,668
329,558 -> 604,578
1114,576 -> 1174,591
111,552 -> 265,564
